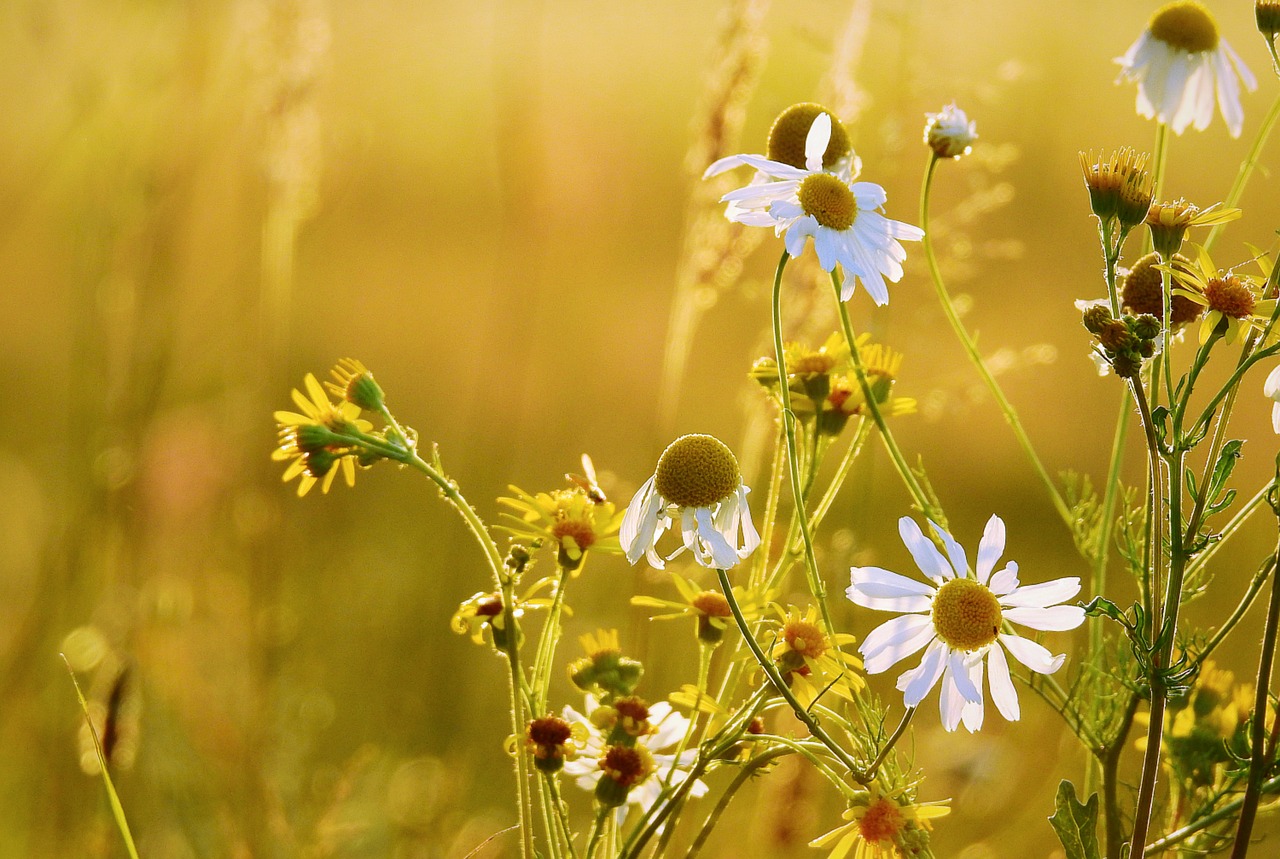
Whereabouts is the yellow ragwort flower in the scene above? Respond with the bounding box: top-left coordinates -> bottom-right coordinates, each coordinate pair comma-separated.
272,373 -> 374,496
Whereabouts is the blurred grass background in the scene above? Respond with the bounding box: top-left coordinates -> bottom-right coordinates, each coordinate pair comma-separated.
6,0 -> 1280,855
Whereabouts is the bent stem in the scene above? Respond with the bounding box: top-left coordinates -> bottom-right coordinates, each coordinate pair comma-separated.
919,154 -> 1072,529
716,567 -> 865,780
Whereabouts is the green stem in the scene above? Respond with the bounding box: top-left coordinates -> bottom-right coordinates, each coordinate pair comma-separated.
1185,481 -> 1270,581
585,809 -> 608,859
832,288 -> 941,522
919,153 -> 1072,529
1150,122 -> 1170,206
864,707 -> 915,781
532,566 -> 572,711
1195,553 -> 1277,669
769,253 -> 838,626
1103,693 -> 1141,859
1230,527 -> 1280,857
1206,91 -> 1280,252
1091,389 -> 1130,662
716,567 -> 865,780
1143,775 -> 1280,853
544,775 -> 579,859
685,748 -> 793,859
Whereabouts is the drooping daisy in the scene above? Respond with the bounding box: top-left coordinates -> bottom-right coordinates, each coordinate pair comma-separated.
561,694 -> 708,815
711,113 -> 923,305
809,784 -> 950,859
621,434 -> 760,571
847,515 -> 1086,732
1116,1 -> 1257,138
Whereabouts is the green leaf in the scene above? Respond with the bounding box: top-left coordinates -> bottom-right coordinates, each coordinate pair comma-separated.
1049,780 -> 1101,859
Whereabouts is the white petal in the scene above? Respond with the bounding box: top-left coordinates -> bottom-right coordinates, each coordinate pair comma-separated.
1264,364 -> 1280,398
1000,577 -> 1081,608
694,506 -> 738,569
999,633 -> 1065,675
931,519 -> 969,578
899,639 -> 948,707
974,515 -> 1006,584
988,562 -> 1020,596
812,226 -> 839,271
898,517 -> 953,583
938,662 -> 966,732
987,642 -> 1020,721
861,614 -> 937,674
804,112 -> 832,172
621,477 -> 662,565
947,649 -> 982,703
784,217 -> 816,257
703,153 -> 753,178
848,566 -> 936,612
734,485 -> 761,558
1004,605 -> 1086,632
960,658 -> 986,732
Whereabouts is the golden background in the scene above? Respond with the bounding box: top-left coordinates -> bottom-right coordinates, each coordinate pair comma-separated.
5,0 -> 1280,855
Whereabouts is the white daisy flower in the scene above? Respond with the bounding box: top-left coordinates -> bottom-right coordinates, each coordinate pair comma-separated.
710,113 -> 923,306
561,695 -> 707,816
846,515 -> 1086,732
621,434 -> 760,571
704,101 -> 860,183
1264,364 -> 1280,433
1116,1 -> 1256,138
923,102 -> 978,160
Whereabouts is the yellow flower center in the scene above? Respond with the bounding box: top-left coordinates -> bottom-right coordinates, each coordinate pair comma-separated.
931,578 -> 1002,652
783,620 -> 829,658
691,591 -> 732,618
1150,2 -> 1219,53
858,797 -> 905,843
767,102 -> 852,170
798,173 -> 856,231
1204,276 -> 1256,319
654,434 -> 741,509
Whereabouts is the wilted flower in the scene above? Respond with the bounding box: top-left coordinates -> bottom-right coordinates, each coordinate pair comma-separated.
1116,1 -> 1256,138
924,103 -> 977,160
621,434 -> 760,571
847,515 -> 1085,732
1079,149 -> 1153,230
1121,252 -> 1204,330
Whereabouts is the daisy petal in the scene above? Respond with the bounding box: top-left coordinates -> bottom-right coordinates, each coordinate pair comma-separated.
987,642 -> 1020,721
1004,604 -> 1086,632
974,515 -> 1006,584
999,633 -> 1065,675
898,517 -> 953,583
999,577 -> 1081,608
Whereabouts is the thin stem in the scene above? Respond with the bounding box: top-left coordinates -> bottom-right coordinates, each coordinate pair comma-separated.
1195,553 -> 1278,669
1091,389 -> 1131,662
1103,692 -> 1141,859
1205,91 -> 1280,252
1231,526 -> 1280,857
832,291 -> 941,522
769,253 -> 839,632
864,707 -> 915,781
685,748 -> 793,859
1185,481 -> 1270,581
1143,775 -> 1280,853
585,809 -> 608,859
532,566 -> 572,711
1131,379 -> 1164,637
919,153 -> 1072,528
716,567 -> 865,780
545,775 -> 579,859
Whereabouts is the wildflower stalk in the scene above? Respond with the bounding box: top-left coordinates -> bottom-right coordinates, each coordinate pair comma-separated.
532,565 -> 573,711
585,808 -> 609,859
715,566 -> 864,779
1091,390 -> 1131,663
1143,775 -> 1280,853
1187,481 -> 1270,580
1205,91 -> 1280,252
1150,122 -> 1170,205
1230,475 -> 1280,857
829,275 -> 941,522
62,655 -> 140,859
685,747 -> 793,859
1195,553 -> 1277,668
919,155 -> 1072,528
864,707 -> 915,781
544,774 -> 579,859
768,253 -> 847,665
1102,692 -> 1142,859
662,644 -> 712,792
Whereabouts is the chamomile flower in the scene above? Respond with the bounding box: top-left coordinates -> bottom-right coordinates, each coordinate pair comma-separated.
1116,1 -> 1257,138
561,695 -> 708,815
1264,364 -> 1280,432
621,434 -> 760,571
711,113 -> 923,305
923,103 -> 977,160
847,516 -> 1085,732
809,784 -> 950,859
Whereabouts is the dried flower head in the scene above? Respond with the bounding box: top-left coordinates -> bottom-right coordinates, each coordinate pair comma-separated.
1079,149 -> 1152,229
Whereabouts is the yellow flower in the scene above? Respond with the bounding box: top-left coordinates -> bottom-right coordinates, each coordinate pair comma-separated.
809,784 -> 949,859
1166,243 -> 1277,344
272,373 -> 375,496
631,573 -> 775,645
450,578 -> 557,648
499,477 -> 623,572
767,606 -> 864,710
